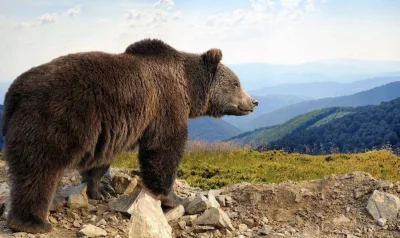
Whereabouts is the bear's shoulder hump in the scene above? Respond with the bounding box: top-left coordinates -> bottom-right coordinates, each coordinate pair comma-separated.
125,38 -> 177,56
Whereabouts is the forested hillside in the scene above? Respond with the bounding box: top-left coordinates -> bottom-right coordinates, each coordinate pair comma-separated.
249,81 -> 400,130
258,98 -> 400,154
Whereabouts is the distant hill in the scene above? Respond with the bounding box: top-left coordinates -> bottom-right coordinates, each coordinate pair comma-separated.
257,98 -> 400,155
188,117 -> 242,142
228,59 -> 400,90
222,94 -> 310,130
249,81 -> 400,130
248,76 -> 400,99
228,107 -> 353,147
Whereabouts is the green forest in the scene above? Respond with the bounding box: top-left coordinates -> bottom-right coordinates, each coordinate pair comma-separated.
257,98 -> 400,155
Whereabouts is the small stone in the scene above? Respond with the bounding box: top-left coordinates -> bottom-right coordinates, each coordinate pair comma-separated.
377,218 -> 387,227
346,234 -> 358,238
124,178 -> 138,195
164,205 -> 185,221
333,215 -> 351,224
178,220 -> 186,230
259,225 -> 273,235
73,220 -> 81,228
79,224 -> 108,237
243,218 -> 254,227
295,193 -> 302,203
66,210 -> 81,220
225,196 -> 233,205
96,204 -> 109,215
111,172 -> 133,194
193,207 -> 234,231
90,215 -> 97,222
49,216 -> 58,224
262,217 -> 269,224
185,194 -> 209,215
238,224 -> 248,232
270,233 -> 286,238
208,193 -> 220,208
366,190 -> 400,220
180,215 -> 198,226
96,219 -> 107,226
67,193 -> 89,210
193,225 -> 215,233
215,195 -> 226,207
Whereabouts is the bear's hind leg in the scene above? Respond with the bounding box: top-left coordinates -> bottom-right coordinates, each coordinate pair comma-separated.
138,126 -> 187,208
7,166 -> 63,234
81,164 -> 115,200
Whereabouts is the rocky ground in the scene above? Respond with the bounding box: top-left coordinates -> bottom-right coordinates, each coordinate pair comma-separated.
1,160 -> 400,238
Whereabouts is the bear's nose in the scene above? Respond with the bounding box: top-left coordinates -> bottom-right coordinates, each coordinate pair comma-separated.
252,99 -> 258,106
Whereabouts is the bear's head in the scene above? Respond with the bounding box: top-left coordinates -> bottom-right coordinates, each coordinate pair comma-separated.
203,49 -> 258,118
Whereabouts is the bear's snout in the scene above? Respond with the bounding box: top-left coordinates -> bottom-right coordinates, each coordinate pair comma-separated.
252,99 -> 258,107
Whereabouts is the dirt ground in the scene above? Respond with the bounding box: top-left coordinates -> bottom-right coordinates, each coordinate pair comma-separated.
1,161 -> 400,238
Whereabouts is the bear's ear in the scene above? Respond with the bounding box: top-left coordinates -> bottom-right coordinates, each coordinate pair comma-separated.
202,48 -> 223,75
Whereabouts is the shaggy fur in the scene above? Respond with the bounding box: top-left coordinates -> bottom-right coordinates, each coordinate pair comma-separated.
2,38 -> 257,233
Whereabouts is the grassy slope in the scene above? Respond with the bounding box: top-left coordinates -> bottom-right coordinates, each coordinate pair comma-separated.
112,149 -> 400,190
229,107 -> 353,146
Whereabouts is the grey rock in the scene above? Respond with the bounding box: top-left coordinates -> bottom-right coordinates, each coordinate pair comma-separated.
164,205 -> 185,221
377,218 -> 387,227
79,224 -> 108,237
366,190 -> 400,220
128,188 -> 172,238
96,219 -> 107,226
108,186 -> 142,215
60,183 -> 87,197
215,196 -> 226,207
185,194 -> 209,215
178,220 -> 186,230
243,218 -> 254,227
193,207 -> 234,231
208,193 -> 220,208
67,193 -> 89,210
259,225 -> 273,235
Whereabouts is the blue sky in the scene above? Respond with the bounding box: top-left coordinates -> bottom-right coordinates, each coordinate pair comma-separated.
0,0 -> 399,82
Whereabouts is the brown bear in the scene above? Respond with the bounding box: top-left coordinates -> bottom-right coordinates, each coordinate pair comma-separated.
2,38 -> 258,234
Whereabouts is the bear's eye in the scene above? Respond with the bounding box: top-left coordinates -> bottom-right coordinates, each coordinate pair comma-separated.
234,82 -> 239,88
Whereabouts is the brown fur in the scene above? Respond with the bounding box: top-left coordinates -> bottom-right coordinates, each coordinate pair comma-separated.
2,38 -> 257,233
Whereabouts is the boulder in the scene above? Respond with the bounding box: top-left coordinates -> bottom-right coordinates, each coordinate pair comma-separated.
366,190 -> 400,220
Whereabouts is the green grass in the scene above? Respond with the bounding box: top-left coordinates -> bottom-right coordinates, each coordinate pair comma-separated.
112,149 -> 400,190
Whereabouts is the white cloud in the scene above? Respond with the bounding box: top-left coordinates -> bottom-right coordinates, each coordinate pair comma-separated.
14,21 -> 31,30
280,0 -> 302,10
65,6 -> 81,18
154,0 -> 174,9
37,13 -> 57,25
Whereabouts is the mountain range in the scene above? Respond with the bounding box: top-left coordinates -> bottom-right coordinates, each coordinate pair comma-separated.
248,81 -> 400,130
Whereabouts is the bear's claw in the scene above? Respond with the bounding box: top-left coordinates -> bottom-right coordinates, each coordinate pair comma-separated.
87,181 -> 115,200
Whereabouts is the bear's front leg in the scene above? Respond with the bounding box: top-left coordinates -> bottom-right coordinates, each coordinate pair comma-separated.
138,124 -> 187,208
81,164 -> 115,200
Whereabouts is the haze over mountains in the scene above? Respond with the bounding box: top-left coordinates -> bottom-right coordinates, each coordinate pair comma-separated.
228,59 -> 400,90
